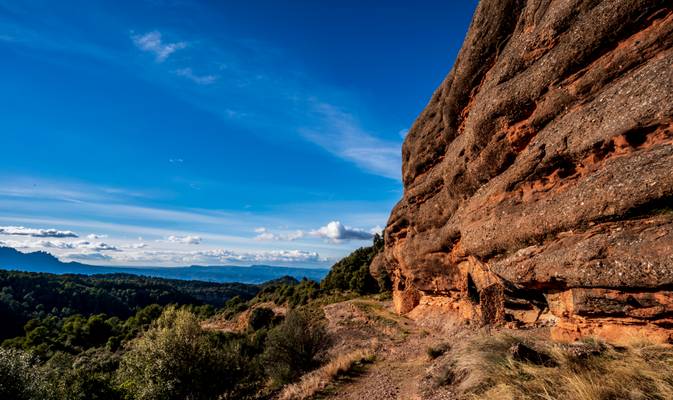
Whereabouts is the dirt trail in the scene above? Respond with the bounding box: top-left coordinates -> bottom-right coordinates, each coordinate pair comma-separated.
317,299 -> 457,400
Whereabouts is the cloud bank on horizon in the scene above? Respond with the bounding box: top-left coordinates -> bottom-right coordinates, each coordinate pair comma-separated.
0,218 -> 377,267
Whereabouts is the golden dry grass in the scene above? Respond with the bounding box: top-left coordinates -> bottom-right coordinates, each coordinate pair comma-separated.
277,347 -> 375,400
441,333 -> 673,400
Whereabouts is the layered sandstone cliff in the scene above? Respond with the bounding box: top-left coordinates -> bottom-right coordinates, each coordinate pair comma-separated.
375,0 -> 673,342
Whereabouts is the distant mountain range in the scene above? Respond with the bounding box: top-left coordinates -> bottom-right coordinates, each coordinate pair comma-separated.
0,247 -> 329,284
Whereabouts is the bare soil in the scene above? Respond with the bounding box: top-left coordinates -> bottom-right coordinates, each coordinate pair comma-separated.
314,298 -> 465,400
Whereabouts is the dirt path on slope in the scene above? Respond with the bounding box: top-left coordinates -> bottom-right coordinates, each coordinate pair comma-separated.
317,299 -> 457,400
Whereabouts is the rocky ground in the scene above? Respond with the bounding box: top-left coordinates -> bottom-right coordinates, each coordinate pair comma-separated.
314,298 -> 468,400
304,297 -> 673,400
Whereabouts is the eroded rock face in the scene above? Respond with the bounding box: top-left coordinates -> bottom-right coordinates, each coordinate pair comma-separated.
379,0 -> 673,342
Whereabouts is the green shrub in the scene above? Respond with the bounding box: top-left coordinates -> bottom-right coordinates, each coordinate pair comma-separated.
117,306 -> 254,400
248,307 -> 275,331
263,307 -> 331,384
45,349 -> 122,400
0,348 -> 51,400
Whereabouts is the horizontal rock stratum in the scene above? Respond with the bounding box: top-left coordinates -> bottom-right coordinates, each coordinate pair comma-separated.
375,0 -> 673,342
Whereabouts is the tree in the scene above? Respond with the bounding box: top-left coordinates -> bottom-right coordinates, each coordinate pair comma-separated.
0,348 -> 51,400
44,349 -> 122,400
321,234 -> 384,294
117,306 -> 252,400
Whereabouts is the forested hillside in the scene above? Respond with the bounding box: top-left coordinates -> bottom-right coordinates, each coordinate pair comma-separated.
0,270 -> 267,341
0,236 -> 386,400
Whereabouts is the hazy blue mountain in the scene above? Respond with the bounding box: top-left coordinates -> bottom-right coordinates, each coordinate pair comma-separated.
0,247 -> 329,284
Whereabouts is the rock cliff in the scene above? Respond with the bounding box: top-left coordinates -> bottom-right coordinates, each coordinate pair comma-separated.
376,0 -> 673,342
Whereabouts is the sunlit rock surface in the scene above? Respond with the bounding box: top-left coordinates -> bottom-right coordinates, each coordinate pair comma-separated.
376,0 -> 673,342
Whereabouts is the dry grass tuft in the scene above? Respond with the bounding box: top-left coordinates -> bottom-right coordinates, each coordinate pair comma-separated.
438,332 -> 673,400
277,347 -> 375,400
426,342 -> 451,360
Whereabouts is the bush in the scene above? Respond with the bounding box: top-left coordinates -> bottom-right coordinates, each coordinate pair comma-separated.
117,306 -> 254,400
0,348 -> 51,400
44,349 -> 122,400
263,307 -> 331,384
248,307 -> 275,331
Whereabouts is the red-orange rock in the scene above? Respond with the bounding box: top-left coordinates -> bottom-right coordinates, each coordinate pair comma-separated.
380,0 -> 673,342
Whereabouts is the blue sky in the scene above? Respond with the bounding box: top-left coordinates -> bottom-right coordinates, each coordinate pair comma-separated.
0,0 -> 477,267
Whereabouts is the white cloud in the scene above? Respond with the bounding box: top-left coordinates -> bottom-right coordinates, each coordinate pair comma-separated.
0,239 -> 119,251
76,241 -> 120,251
167,235 -> 202,245
301,102 -> 401,180
123,242 -> 147,249
285,231 -> 305,241
255,230 -> 277,241
86,233 -> 108,240
310,221 -> 373,242
255,221 -> 375,243
169,158 -> 184,164
195,249 -> 320,264
0,226 -> 78,238
254,227 -> 304,241
0,235 -> 324,266
0,239 -> 41,249
112,248 -> 322,265
369,225 -> 384,235
131,31 -> 186,62
175,68 -> 218,85
63,252 -> 112,261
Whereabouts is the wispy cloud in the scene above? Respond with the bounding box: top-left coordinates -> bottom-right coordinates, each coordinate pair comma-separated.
301,102 -> 401,180
123,242 -> 148,249
0,176 -> 392,266
63,252 -> 112,261
0,176 -> 157,203
129,31 -> 400,179
167,235 -> 202,244
102,248 -> 322,265
254,227 -> 304,241
175,67 -> 217,85
2,4 -> 405,180
0,239 -> 119,251
0,226 -> 78,238
131,30 -> 186,62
